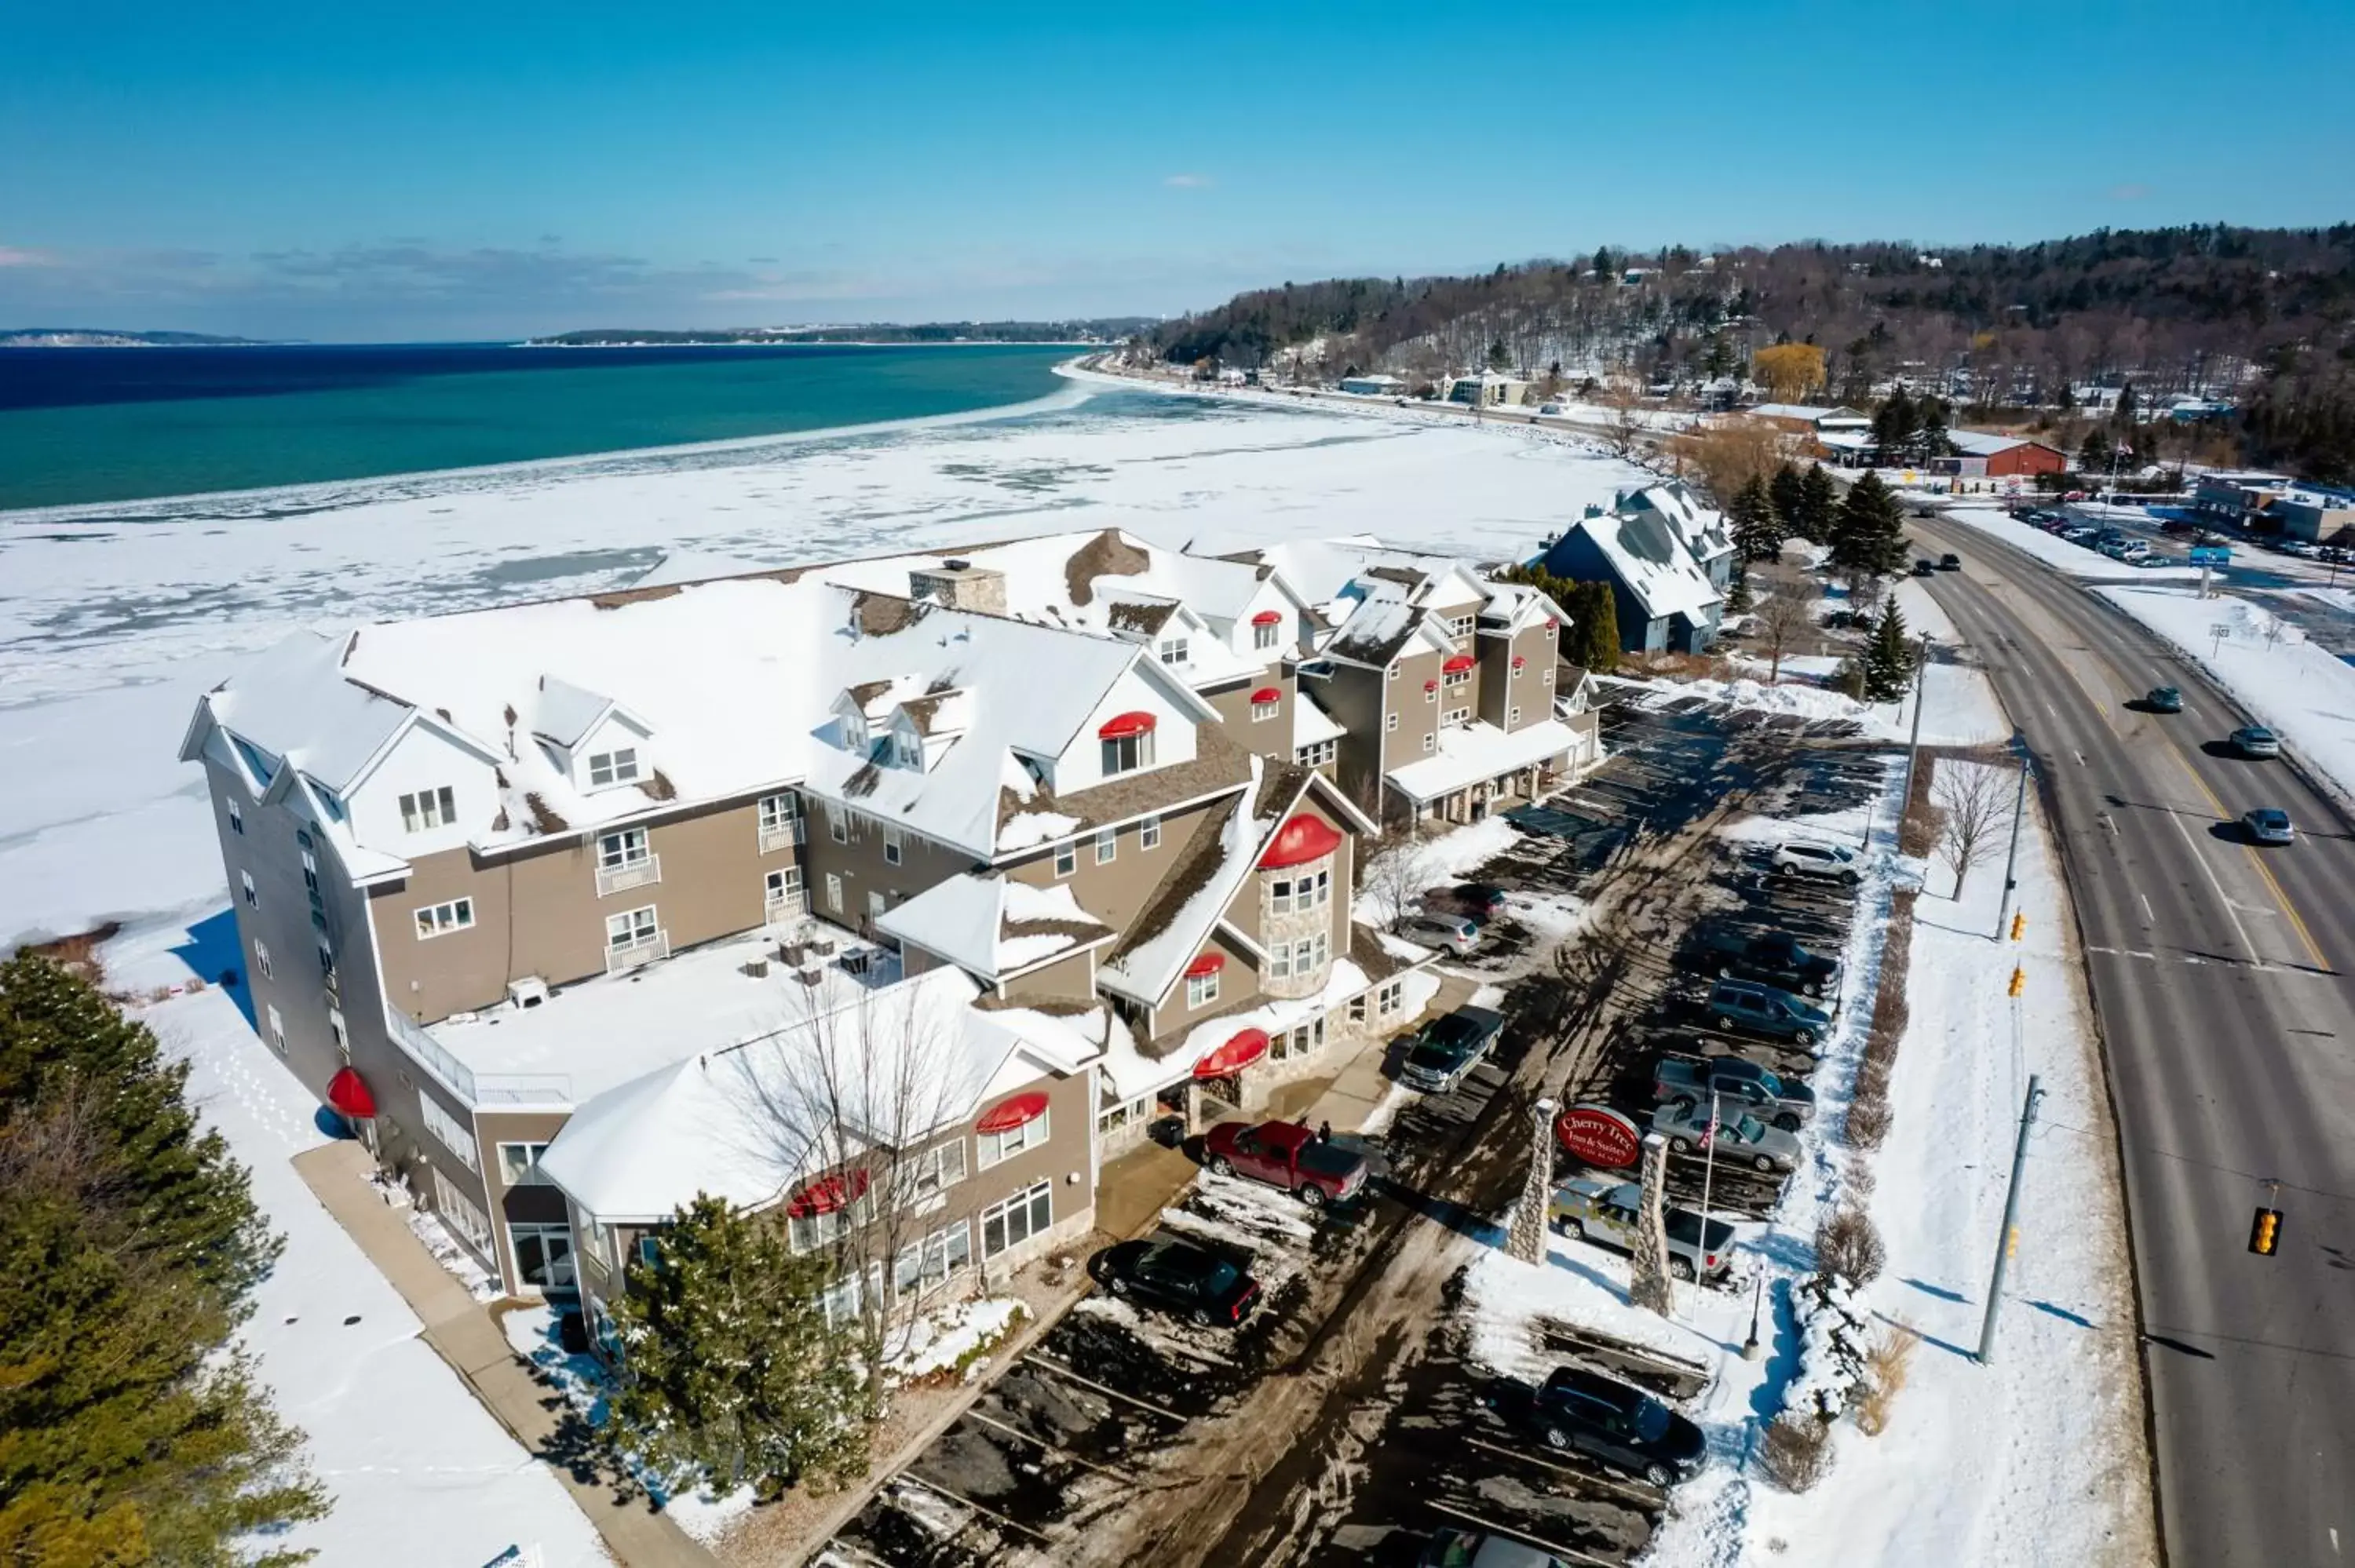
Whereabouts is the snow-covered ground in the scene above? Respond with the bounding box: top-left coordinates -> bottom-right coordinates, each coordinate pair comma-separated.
1933,501 -> 2196,582
123,971 -> 608,1566
2099,583 -> 2355,810
0,385 -> 1651,950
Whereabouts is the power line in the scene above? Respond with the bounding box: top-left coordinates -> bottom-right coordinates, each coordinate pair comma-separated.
2035,1117 -> 2355,1206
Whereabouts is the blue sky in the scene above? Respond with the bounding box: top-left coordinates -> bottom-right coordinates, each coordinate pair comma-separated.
4,2 -> 2350,340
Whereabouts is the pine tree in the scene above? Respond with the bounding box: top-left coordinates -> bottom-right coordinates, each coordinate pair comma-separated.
1862,600 -> 1916,702
1769,461 -> 1807,537
1729,473 -> 1786,562
1871,388 -> 1919,454
1726,570 -> 1754,617
1831,472 -> 1909,584
605,1194 -> 868,1502
0,955 -> 323,1566
1582,582 -> 1624,672
1795,463 -> 1838,543
2076,427 -> 2110,473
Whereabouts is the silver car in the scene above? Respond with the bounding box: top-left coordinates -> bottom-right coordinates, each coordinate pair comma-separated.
2243,808 -> 2294,845
2231,726 -> 2281,760
1548,1177 -> 1736,1282
1648,1103 -> 1802,1172
1399,912 -> 1480,956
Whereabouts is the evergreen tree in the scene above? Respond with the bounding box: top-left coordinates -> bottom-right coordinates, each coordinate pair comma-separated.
604,1194 -> 867,1502
1871,388 -> 1919,454
1486,338 -> 1510,373
1726,570 -> 1754,617
1915,394 -> 1952,458
1794,463 -> 1839,543
1570,582 -> 1621,672
1769,461 -> 1807,536
1830,472 -> 1910,583
1729,473 -> 1786,562
0,954 -> 323,1566
1861,600 -> 1916,702
2076,426 -> 2111,473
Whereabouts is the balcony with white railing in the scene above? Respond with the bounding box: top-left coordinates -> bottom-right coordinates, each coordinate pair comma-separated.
596,852 -> 662,899
758,817 -> 805,855
383,1004 -> 572,1107
604,929 -> 670,975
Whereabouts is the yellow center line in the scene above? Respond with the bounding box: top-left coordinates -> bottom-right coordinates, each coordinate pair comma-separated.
2169,753 -> 2332,973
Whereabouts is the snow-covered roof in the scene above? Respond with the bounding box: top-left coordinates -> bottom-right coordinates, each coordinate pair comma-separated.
1386,718 -> 1583,804
1619,481 -> 1732,565
1562,512 -> 1723,624
1097,954 -> 1377,1099
185,629 -> 411,796
1293,691 -> 1347,749
1748,403 -> 1869,427
535,964 -> 1101,1222
1946,431 -> 2053,458
874,873 -> 1112,981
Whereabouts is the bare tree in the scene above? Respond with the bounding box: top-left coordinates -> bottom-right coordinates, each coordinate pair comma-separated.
1933,761 -> 2015,901
1755,590 -> 1815,683
1360,826 -> 1436,932
1601,381 -> 1647,461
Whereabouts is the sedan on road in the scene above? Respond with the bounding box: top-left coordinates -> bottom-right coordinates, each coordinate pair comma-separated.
1937,553 -> 1962,571
2243,808 -> 2295,846
1704,977 -> 1833,1047
1089,1238 -> 1261,1327
1484,1365 -> 1708,1487
2145,686 -> 2183,713
2230,725 -> 2282,759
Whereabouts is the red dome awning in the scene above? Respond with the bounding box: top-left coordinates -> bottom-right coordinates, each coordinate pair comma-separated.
784,1169 -> 872,1218
1442,654 -> 1477,674
1512,655 -> 1528,670
1250,686 -> 1281,704
1259,812 -> 1344,869
976,1091 -> 1050,1136
326,1066 -> 376,1119
1195,1028 -> 1269,1078
1424,679 -> 1440,693
1098,710 -> 1157,739
1544,616 -> 1559,630
1251,610 -> 1283,626
1185,952 -> 1226,979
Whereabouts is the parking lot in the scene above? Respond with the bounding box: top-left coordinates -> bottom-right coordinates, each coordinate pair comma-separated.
816,695 -> 1893,1568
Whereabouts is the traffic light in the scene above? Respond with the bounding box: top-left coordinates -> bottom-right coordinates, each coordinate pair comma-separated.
2248,1207 -> 2283,1256
2007,966 -> 2025,998
2006,1225 -> 2019,1261
2010,912 -> 2028,943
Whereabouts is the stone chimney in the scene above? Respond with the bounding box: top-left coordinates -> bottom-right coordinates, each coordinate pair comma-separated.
908,560 -> 1008,617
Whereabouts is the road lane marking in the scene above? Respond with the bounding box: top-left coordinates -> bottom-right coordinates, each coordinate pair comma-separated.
2169,755 -> 2333,972
2140,892 -> 2155,924
1021,1353 -> 1189,1421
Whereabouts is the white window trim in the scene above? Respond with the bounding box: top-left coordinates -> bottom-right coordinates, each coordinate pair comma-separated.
604,906 -> 659,952
400,785 -> 457,834
1139,815 -> 1162,851
1251,697 -> 1280,722
414,897 -> 475,939
1422,733 -> 1437,753
1186,971 -> 1220,1009
498,1141 -> 553,1187
1385,713 -> 1399,733
241,870 -> 258,908
586,747 -> 641,789
265,1005 -> 287,1054
825,873 -> 845,913
253,939 -> 272,979
433,1170 -> 493,1252
1254,621 -> 1280,651
883,825 -> 904,866
597,826 -> 651,870
1053,841 -> 1076,878
976,1108 -> 1051,1169
1094,829 -> 1117,865
225,799 -> 244,836
419,1096 -> 479,1172
1156,636 -> 1190,667
980,1179 -> 1054,1259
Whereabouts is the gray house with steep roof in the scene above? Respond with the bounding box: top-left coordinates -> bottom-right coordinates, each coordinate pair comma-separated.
1533,506 -> 1725,655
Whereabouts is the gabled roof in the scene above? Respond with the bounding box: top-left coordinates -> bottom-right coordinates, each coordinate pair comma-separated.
182,629 -> 412,796
875,873 -> 1112,982
1619,481 -> 1732,566
531,675 -> 629,749
1557,511 -> 1723,624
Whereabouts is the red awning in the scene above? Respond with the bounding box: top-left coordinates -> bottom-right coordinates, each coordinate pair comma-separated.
1544,616 -> 1559,630
1423,679 -> 1440,693
1098,710 -> 1157,739
1250,686 -> 1281,704
1259,812 -> 1344,868
976,1091 -> 1050,1135
1251,610 -> 1283,626
1185,952 -> 1226,978
326,1066 -> 376,1119
1195,1028 -> 1270,1078
1512,655 -> 1528,670
785,1169 -> 872,1217
1442,654 -> 1477,674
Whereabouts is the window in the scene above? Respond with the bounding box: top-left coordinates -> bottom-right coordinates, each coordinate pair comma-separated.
301,849 -> 319,895
1377,979 -> 1405,1016
758,792 -> 801,845
1251,694 -> 1280,722
1253,619 -> 1280,651
1421,734 -> 1436,753
1509,706 -> 1523,724
1095,829 -> 1117,865
1156,636 -> 1190,667
981,1180 -> 1054,1259
583,1221 -> 615,1271
827,805 -> 849,844
894,1220 -> 973,1299
1447,613 -> 1476,639
509,1223 -> 575,1291
498,1142 -> 553,1187
414,897 -> 475,939
788,1191 -> 874,1255
241,870 -> 258,909
605,906 -> 659,952
1385,713 -> 1398,733
253,939 -> 272,979
817,1272 -> 864,1328
1543,668 -> 1555,686
400,786 -> 456,833
1443,666 -> 1472,689
1297,739 -> 1337,768
893,731 -> 922,770
1186,970 -> 1220,1009
598,827 -> 650,870
1269,932 -> 1330,981
1272,1017 -> 1324,1063
1053,841 -> 1076,879
1139,815 -> 1162,851
1442,706 -> 1472,727
316,938 -> 335,975
419,1096 -> 479,1172
1387,664 -> 1400,681
867,890 -> 887,922
977,1107 -> 1051,1169
328,1008 -> 349,1058
1271,868 -> 1331,915
586,748 -> 639,788
266,1005 -> 287,1054
901,1139 -> 968,1201
433,1170 -> 494,1253
1097,1094 -> 1152,1136
225,798 -> 243,836
765,866 -> 804,914
638,1234 -> 663,1268
1425,684 -> 1437,705
883,825 -> 903,866
825,873 -> 844,913
1101,729 -> 1156,776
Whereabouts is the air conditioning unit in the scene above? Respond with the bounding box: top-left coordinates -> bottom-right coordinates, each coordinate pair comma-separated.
507,976 -> 550,1011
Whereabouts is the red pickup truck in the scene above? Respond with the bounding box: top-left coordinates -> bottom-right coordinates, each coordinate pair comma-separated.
1202,1120 -> 1370,1207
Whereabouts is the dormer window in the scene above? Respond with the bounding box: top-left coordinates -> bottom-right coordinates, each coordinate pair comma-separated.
400,786 -> 456,833
1156,636 -> 1190,667
893,731 -> 922,770
1446,613 -> 1476,640
587,748 -> 640,788
1251,609 -> 1283,651
1098,712 -> 1157,776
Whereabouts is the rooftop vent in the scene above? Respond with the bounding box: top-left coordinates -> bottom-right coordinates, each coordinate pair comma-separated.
507,976 -> 550,1011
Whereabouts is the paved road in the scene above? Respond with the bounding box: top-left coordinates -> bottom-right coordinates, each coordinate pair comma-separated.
1913,514 -> 2355,1568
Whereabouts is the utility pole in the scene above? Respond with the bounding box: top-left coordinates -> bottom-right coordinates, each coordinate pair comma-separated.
1694,1086 -> 1721,1315
1900,632 -> 1933,827
1977,1073 -> 2045,1364
1995,751 -> 2034,937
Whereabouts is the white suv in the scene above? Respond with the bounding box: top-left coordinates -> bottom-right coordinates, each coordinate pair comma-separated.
1771,841 -> 1861,885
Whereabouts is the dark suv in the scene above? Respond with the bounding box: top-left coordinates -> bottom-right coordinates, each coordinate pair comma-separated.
1485,1366 -> 1707,1487
1704,978 -> 1831,1047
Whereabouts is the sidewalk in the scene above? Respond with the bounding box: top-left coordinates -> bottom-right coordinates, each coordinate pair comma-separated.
291,1142 -> 718,1568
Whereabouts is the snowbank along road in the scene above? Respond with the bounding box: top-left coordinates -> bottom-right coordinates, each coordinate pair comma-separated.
1913,509 -> 2355,1568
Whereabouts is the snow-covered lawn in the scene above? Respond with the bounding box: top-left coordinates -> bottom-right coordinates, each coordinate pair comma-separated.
125,970 -> 608,1566
2099,584 -> 2355,810
1933,502 -> 2196,582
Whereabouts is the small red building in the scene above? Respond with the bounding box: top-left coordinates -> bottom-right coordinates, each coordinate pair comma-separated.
1941,431 -> 2066,479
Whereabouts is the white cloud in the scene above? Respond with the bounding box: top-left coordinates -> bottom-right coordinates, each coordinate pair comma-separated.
1163,173 -> 1214,189
0,245 -> 57,268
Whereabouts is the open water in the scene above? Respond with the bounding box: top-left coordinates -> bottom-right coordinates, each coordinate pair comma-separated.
0,341 -> 1074,509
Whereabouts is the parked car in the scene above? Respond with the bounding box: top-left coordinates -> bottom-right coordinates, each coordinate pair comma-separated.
2243,808 -> 2295,845
1700,929 -> 1842,997
1505,804 -> 1589,838
1937,553 -> 1962,571
1483,1365 -> 1709,1487
1424,882 -> 1511,921
2145,686 -> 2184,713
1420,1529 -> 1573,1568
2230,725 -> 2282,759
1203,1120 -> 1370,1206
1398,1006 -> 1507,1093
1652,1054 -> 1816,1130
1090,1238 -> 1261,1326
1649,1102 -> 1802,1172
1704,978 -> 1832,1047
1770,840 -> 1861,885
1399,911 -> 1481,956
1911,558 -> 1937,577
1548,1176 -> 1736,1282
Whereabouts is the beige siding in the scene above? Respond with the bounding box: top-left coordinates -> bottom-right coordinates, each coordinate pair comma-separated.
1320,665 -> 1390,808
798,802 -> 972,934
1196,668 -> 1292,758
1000,947 -> 1098,1006
1001,795 -> 1223,935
